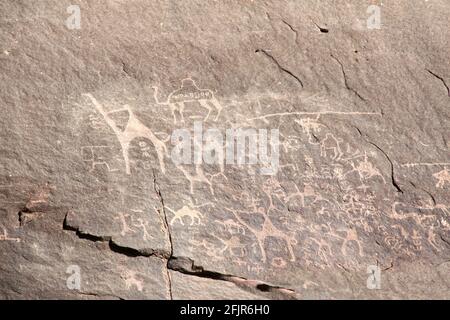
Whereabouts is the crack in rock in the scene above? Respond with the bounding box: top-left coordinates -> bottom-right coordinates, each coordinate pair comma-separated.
331,54 -> 366,101
281,19 -> 299,42
62,213 -> 170,259
427,69 -> 450,96
255,48 -> 304,88
152,169 -> 174,300
353,126 -> 403,193
311,19 -> 329,33
168,256 -> 297,299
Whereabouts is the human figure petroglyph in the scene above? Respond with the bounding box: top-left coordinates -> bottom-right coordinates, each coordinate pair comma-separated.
225,206 -> 298,263
320,133 -> 343,160
81,146 -> 119,173
427,227 -> 441,251
346,153 -> 386,184
0,227 -> 20,242
120,269 -> 143,292
114,212 -> 134,237
152,78 -> 223,123
166,201 -> 211,226
433,168 -> 450,188
83,93 -> 167,175
133,217 -> 153,241
295,117 -> 324,144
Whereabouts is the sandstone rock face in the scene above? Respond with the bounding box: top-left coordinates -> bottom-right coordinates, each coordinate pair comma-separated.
0,0 -> 449,299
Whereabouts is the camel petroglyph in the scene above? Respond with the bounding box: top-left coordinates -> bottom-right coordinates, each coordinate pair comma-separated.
83,93 -> 167,175
152,78 -> 223,123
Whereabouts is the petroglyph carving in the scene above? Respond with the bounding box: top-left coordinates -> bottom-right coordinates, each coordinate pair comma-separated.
166,201 -> 210,226
295,117 -> 324,144
320,133 -> 343,160
216,219 -> 246,235
390,202 -> 439,225
83,93 -> 167,175
87,113 -> 104,130
335,228 -> 363,256
120,269 -> 143,292
285,183 -> 328,207
0,227 -> 20,242
152,78 -> 223,123
114,212 -> 134,237
307,237 -> 332,265
347,153 -> 386,183
213,234 -> 247,257
176,164 -> 215,195
225,205 -> 298,263
433,168 -> 450,188
249,111 -> 382,122
81,146 -> 119,173
133,217 -> 153,241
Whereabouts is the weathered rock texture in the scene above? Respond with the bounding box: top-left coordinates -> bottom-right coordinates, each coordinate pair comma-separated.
0,0 -> 449,299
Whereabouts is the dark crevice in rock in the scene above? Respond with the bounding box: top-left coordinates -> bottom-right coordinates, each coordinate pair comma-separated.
281,19 -> 298,42
312,20 -> 329,33
382,261 -> 394,271
168,256 -> 297,299
439,234 -> 450,247
152,169 -> 174,300
62,213 -> 169,259
427,69 -> 450,96
255,49 -> 304,88
330,54 -> 366,101
353,126 -> 403,193
120,60 -> 133,78
367,141 -> 403,193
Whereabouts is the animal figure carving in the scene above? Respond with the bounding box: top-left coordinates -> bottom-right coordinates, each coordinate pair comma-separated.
83,94 -> 167,175
320,133 -> 343,160
152,78 -> 223,123
433,168 -> 450,188
166,203 -> 208,226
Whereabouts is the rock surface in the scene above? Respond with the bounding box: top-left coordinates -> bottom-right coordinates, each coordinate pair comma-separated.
0,0 -> 449,299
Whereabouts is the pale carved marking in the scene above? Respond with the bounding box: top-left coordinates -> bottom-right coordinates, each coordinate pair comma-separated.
114,212 -> 134,237
225,198 -> 298,263
166,201 -> 210,226
152,78 -> 223,123
120,269 -> 144,292
83,93 -> 167,175
433,168 -> 450,188
0,227 -> 20,243
81,145 -> 119,173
